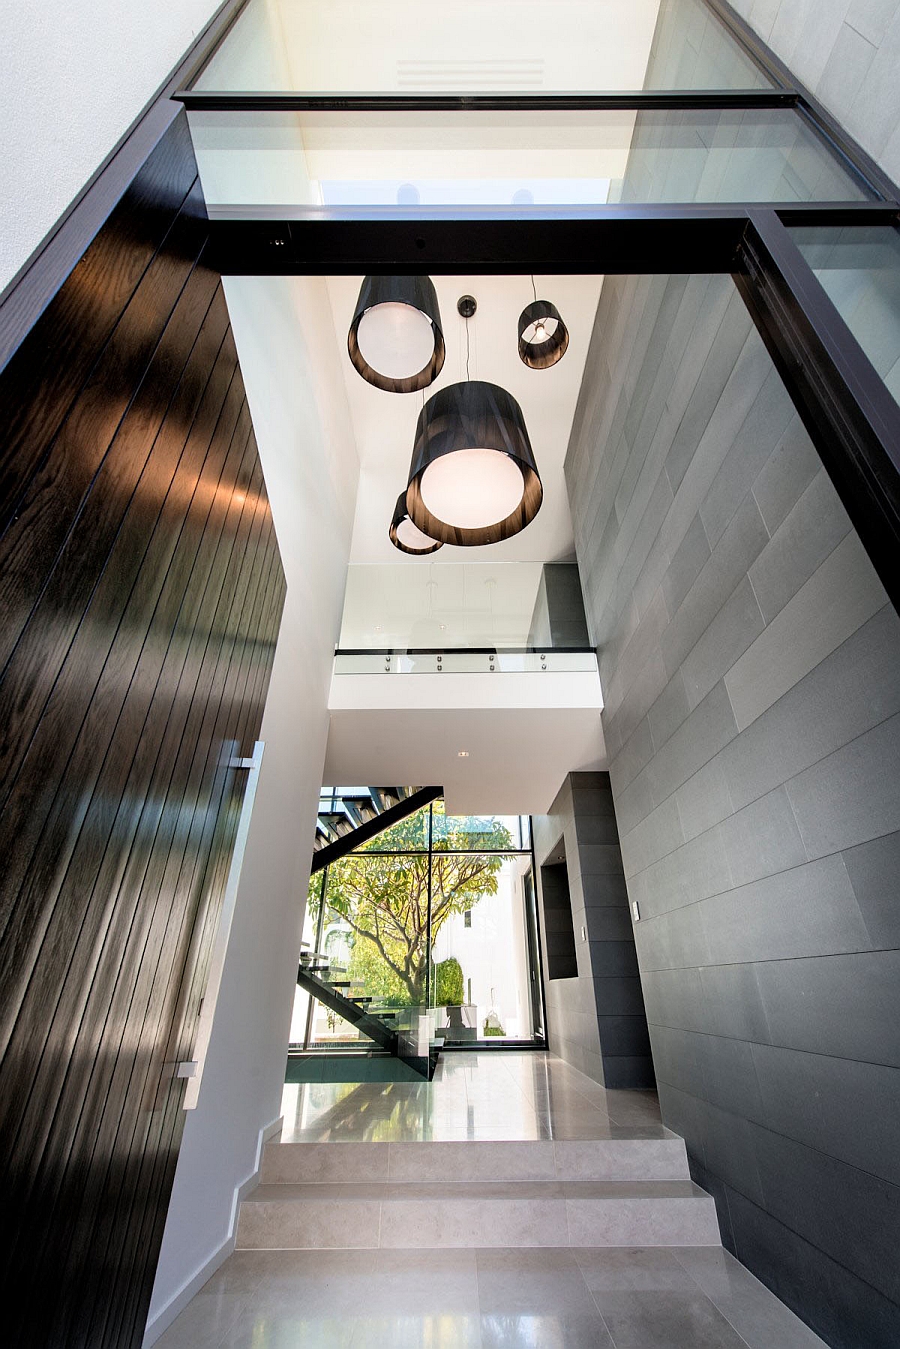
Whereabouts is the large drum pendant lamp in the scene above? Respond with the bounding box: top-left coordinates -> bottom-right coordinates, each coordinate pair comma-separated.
518,298 -> 569,369
348,275 -> 445,393
389,492 -> 443,555
405,381 -> 542,547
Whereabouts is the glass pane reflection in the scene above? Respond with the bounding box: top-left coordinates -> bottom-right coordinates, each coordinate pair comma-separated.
187,107 -> 870,214
194,0 -> 771,95
791,224 -> 900,412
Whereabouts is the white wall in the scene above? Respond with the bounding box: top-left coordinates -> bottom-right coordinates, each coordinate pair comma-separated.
1,0 -> 220,293
432,855 -> 534,1039
146,275 -> 358,1342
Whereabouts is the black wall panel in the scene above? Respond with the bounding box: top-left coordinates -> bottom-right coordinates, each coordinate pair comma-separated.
533,773 -> 654,1089
0,111 -> 286,1347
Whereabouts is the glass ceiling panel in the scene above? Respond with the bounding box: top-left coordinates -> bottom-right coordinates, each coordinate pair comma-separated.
790,225 -> 900,413
194,0 -> 772,93
187,107 -> 870,215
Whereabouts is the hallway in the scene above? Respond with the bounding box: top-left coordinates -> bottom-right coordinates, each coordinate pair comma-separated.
280,1049 -> 669,1142
156,1054 -> 825,1348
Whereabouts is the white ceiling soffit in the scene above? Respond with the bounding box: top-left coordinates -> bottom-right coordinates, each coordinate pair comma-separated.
328,273 -> 604,565
325,707 -> 606,816
326,669 -> 605,815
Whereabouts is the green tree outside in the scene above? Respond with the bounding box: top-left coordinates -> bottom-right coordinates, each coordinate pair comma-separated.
435,956 -> 465,1007
308,803 -> 513,1005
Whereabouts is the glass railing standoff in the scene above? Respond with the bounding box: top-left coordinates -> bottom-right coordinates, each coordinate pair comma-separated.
333,647 -> 598,674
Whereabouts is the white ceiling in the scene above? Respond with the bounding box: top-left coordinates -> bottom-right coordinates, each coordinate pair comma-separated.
326,669 -> 606,814
325,708 -> 606,815
327,273 -> 604,565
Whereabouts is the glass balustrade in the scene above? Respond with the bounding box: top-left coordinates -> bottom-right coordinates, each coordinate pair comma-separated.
333,650 -> 598,674
336,561 -> 592,659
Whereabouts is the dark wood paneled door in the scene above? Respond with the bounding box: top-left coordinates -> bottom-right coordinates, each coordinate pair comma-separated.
0,112 -> 286,1347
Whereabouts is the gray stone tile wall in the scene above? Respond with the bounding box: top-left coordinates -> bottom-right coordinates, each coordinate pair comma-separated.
731,0 -> 900,189
566,270 -> 900,1348
533,773 -> 654,1089
527,564 -> 591,649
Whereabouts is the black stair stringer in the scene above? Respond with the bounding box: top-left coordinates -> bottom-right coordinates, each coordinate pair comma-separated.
295,966 -> 398,1053
310,785 -> 442,874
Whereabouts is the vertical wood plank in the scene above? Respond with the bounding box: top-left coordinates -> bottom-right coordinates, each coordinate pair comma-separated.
0,110 -> 286,1348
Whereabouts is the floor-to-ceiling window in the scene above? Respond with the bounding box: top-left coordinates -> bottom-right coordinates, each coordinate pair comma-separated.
291,799 -> 544,1052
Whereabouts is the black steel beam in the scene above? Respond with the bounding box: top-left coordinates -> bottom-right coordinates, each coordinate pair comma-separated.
174,89 -> 797,111
310,785 -> 442,874
734,210 -> 900,614
295,966 -> 398,1052
208,211 -> 750,276
207,206 -> 896,277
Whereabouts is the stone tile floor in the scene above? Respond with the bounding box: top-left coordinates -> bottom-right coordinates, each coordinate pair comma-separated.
155,1245 -> 826,1348
279,1050 -> 672,1143
154,1055 -> 826,1347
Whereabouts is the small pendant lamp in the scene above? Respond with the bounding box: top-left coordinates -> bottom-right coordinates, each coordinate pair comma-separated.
389,491 -> 443,555
405,380 -> 543,547
517,278 -> 569,370
348,275 -> 445,393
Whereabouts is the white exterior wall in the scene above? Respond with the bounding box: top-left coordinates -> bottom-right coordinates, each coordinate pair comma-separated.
145,275 -> 359,1343
0,0 -> 221,293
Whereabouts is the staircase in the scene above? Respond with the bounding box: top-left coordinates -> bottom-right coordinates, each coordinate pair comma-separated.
295,950 -> 440,1080
313,785 -> 441,869
236,1136 -> 720,1250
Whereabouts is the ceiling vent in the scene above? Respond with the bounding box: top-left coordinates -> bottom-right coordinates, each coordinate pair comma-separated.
397,58 -> 544,88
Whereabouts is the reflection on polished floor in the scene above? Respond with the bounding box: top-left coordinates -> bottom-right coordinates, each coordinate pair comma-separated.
157,1246 -> 826,1348
280,1050 -> 671,1143
155,1054 -> 826,1348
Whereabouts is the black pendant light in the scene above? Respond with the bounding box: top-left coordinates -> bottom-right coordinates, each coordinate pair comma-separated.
348,275 -> 445,393
517,278 -> 569,370
405,380 -> 542,547
389,491 -> 443,555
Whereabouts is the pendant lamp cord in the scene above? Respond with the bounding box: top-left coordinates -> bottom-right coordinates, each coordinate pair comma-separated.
531,274 -> 538,303
465,312 -> 471,381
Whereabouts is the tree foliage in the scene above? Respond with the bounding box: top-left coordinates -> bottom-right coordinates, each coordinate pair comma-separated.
308,803 -> 513,1004
435,956 -> 465,1006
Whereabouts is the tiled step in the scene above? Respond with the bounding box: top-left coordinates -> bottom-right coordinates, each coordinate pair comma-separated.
260,1136 -> 691,1185
236,1179 -> 720,1250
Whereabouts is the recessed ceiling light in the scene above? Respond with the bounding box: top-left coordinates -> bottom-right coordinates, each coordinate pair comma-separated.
458,750 -> 470,757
